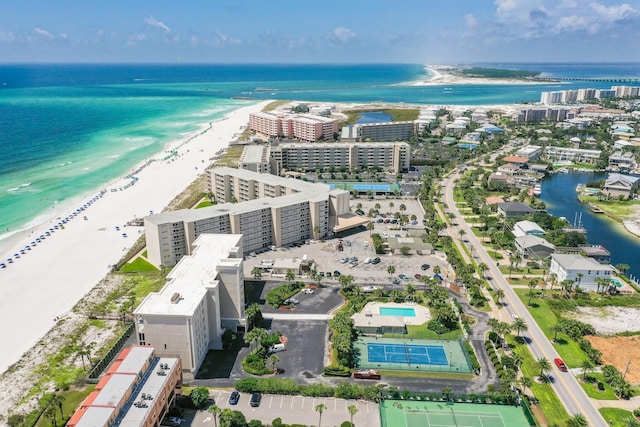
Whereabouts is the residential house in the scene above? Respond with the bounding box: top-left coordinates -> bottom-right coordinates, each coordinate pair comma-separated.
497,201 -> 536,218
608,151 -> 637,172
512,220 -> 546,238
488,172 -> 515,188
549,253 -> 613,292
515,235 -> 555,259
603,173 -> 640,199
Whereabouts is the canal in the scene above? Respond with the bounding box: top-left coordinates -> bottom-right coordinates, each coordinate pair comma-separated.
540,171 -> 640,278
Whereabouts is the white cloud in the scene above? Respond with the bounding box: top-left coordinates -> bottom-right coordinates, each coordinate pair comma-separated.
327,27 -> 356,44
213,31 -> 241,47
127,33 -> 147,46
590,2 -> 639,22
144,16 -> 170,33
0,30 -> 15,43
464,13 -> 478,28
34,27 -> 54,39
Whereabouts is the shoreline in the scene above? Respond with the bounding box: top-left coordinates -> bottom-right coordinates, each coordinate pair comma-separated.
0,100 -> 271,374
410,65 -> 557,87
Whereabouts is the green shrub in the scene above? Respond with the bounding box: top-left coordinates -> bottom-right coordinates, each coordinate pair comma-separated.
266,283 -> 304,308
598,381 -> 605,391
334,382 -> 362,400
242,349 -> 271,375
300,382 -> 335,397
323,364 -> 351,377
235,377 -> 300,395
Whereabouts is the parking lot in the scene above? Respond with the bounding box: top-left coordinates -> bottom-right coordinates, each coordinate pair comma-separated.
244,199 -> 448,286
191,390 -> 380,427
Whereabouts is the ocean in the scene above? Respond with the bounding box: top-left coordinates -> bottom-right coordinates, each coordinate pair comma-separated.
1,63 -> 639,248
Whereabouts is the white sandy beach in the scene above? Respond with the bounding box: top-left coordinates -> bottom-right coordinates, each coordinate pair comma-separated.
410,66 -> 553,86
0,100 -> 270,375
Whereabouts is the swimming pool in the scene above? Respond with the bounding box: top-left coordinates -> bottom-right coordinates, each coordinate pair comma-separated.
611,277 -> 626,288
379,307 -> 416,317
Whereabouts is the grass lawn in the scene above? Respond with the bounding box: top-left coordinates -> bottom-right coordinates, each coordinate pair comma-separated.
195,200 -> 214,209
120,257 -> 158,272
35,386 -> 95,427
599,408 -> 635,427
514,289 -> 589,369
511,340 -> 569,426
578,373 -> 618,400
385,325 -> 461,341
486,250 -> 504,260
215,145 -> 244,167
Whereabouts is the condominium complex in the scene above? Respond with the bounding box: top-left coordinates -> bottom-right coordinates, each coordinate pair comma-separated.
540,85 -> 640,104
358,121 -> 416,141
134,234 -> 245,378
240,141 -> 410,174
144,167 -> 363,267
248,111 -> 339,142
543,146 -> 602,164
516,107 -> 575,123
67,345 -> 182,427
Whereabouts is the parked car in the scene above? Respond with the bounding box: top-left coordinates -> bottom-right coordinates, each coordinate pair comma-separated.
284,298 -> 299,305
333,270 -> 341,277
302,288 -> 314,294
350,256 -> 358,262
229,391 -> 240,405
399,274 -> 410,281
376,218 -> 384,223
249,251 -> 257,257
326,272 -> 332,278
504,250 -> 513,256
414,274 -> 422,280
340,257 -> 349,263
421,263 -> 431,270
371,257 -> 381,264
392,278 -> 401,285
250,393 -> 262,407
364,258 -> 372,264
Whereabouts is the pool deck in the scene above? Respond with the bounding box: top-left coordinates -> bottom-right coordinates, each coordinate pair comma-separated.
360,301 -> 431,326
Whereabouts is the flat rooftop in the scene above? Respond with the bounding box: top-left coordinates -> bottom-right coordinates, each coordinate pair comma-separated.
240,145 -> 268,164
135,234 -> 242,316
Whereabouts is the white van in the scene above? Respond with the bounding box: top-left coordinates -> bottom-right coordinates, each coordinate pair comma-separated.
269,343 -> 286,353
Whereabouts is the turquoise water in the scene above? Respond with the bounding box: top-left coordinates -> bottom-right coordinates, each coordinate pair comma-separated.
1,63 -> 639,246
379,307 -> 416,317
611,277 -> 625,288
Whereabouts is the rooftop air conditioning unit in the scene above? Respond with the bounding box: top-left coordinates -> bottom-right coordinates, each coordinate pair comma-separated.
170,293 -> 181,304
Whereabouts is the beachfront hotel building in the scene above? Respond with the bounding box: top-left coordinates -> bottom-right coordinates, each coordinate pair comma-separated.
134,234 -> 245,378
246,141 -> 411,174
248,111 -> 339,142
145,167 -> 365,268
67,345 -> 182,427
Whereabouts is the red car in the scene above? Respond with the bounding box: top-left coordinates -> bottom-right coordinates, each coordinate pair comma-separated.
414,274 -> 422,280
554,358 -> 568,372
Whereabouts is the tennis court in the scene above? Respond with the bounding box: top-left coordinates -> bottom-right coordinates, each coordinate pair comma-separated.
355,337 -> 473,373
367,342 -> 448,366
380,400 -> 532,427
327,181 -> 401,194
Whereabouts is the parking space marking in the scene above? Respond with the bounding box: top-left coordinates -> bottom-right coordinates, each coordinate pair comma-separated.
290,395 -> 296,410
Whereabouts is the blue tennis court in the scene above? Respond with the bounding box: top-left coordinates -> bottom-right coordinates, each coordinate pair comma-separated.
367,343 -> 448,365
353,183 -> 391,191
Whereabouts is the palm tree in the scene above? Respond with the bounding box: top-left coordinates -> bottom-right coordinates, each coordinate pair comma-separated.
367,221 -> 375,235
458,229 -> 466,241
268,354 -> 280,372
49,393 -> 65,421
581,359 -> 595,380
513,317 -> 528,338
347,404 -> 358,426
251,266 -> 262,280
478,262 -> 488,279
433,265 -> 441,276
285,269 -> 295,284
315,403 -> 326,427
550,324 -> 562,342
44,405 -> 57,427
208,405 -> 221,427
567,413 -> 588,427
494,289 -> 505,306
245,303 -> 262,330
575,273 -> 584,292
244,327 -> 268,350
624,417 -> 640,427
388,202 -> 394,215
404,284 -> 417,302
535,357 -> 551,381
519,376 -> 533,396
387,265 -> 396,278
616,263 -> 630,276
527,279 -> 537,305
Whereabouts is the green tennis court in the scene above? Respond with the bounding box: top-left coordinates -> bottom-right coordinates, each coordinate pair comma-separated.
380,400 -> 532,427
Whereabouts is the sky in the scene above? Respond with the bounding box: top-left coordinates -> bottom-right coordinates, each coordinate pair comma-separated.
1,0 -> 639,63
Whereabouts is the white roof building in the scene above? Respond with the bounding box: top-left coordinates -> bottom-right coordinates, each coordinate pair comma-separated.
549,254 -> 613,291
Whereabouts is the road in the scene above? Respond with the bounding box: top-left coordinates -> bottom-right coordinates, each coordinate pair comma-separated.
442,171 -> 607,427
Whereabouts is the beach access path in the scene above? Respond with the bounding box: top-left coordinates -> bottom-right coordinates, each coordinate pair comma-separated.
0,101 -> 270,375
